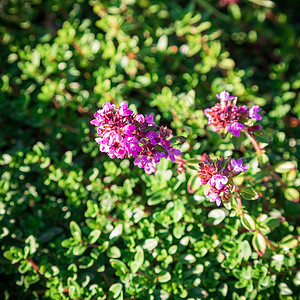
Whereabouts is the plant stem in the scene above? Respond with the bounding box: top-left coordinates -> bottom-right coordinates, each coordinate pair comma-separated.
244,130 -> 287,188
257,229 -> 278,251
244,130 -> 262,153
234,185 -> 242,209
27,258 -> 48,281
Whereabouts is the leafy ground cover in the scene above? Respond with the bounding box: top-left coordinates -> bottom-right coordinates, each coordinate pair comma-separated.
0,0 -> 299,299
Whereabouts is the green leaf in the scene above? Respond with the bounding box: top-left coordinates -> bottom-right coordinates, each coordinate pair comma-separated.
110,259 -> 128,275
185,159 -> 199,165
88,229 -> 101,244
158,271 -> 171,283
4,247 -> 23,264
208,209 -> 226,225
85,200 -> 99,218
187,174 -> 201,193
229,3 -> 241,19
68,278 -> 81,298
18,260 -> 32,274
147,192 -> 165,206
240,241 -> 252,260
240,187 -> 259,200
293,272 -> 300,286
258,153 -> 269,165
70,221 -> 82,241
252,233 -> 267,255
280,235 -> 298,249
25,235 -> 38,255
219,58 -> 235,69
109,283 -> 122,298
223,201 -> 232,210
109,224 -> 123,240
134,246 -> 144,267
72,244 -> 87,256
143,238 -> 158,251
169,136 -> 187,146
254,131 -> 272,144
274,161 -> 296,173
173,200 -> 185,222
184,254 -> 196,263
130,261 -> 139,273
231,132 -> 244,149
108,246 -> 121,258
240,214 -> 256,232
142,126 -> 159,132
265,217 -> 284,230
283,253 -> 296,268
286,169 -> 297,181
279,283 -> 293,296
155,144 -> 168,155
157,35 -> 168,51
284,188 -> 299,202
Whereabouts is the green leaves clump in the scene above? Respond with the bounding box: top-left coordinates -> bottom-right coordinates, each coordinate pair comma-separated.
0,0 -> 299,299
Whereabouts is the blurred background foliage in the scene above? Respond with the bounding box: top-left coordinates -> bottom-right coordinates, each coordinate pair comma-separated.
0,0 -> 299,299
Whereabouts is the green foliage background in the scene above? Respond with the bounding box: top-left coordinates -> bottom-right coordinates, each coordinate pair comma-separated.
0,0 -> 299,299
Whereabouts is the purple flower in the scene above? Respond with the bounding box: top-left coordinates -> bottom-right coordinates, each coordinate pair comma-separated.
136,114 -> 145,124
145,114 -> 155,125
102,102 -> 115,113
239,105 -> 247,113
134,156 -> 148,168
228,122 -> 244,137
206,192 -> 221,206
144,161 -> 156,174
199,178 -> 206,185
123,124 -> 135,137
205,90 -> 263,139
168,148 -> 181,162
216,90 -> 235,102
249,105 -> 262,121
125,137 -> 142,157
134,156 -> 155,174
90,111 -> 106,126
231,158 -> 248,173
209,174 -> 228,190
154,152 -> 166,163
91,101 -> 180,174
204,108 -> 212,124
115,145 -> 127,159
119,102 -> 133,116
161,139 -> 171,150
146,132 -> 159,145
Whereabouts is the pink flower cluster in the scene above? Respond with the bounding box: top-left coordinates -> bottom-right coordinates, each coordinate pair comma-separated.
90,102 -> 181,174
204,90 -> 262,137
198,156 -> 247,206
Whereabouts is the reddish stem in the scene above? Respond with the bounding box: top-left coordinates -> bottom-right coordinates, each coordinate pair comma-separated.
257,229 -> 278,251
27,258 -> 48,281
234,185 -> 242,210
244,131 -> 287,188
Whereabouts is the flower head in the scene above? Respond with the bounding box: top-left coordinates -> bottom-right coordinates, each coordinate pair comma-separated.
119,102 -> 133,116
198,155 -> 248,207
168,148 -> 181,162
91,101 -> 181,174
231,158 -> 248,173
216,90 -> 235,102
228,122 -> 244,137
209,174 -> 228,190
249,105 -> 262,121
204,90 -> 262,137
206,192 -> 222,206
